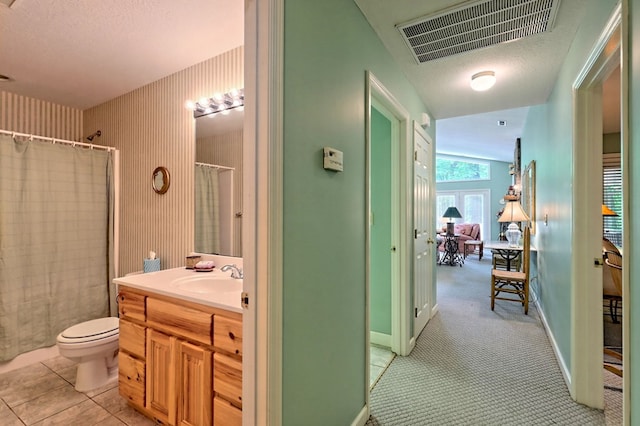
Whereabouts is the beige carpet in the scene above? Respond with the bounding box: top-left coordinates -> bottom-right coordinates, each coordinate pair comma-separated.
367,251 -> 614,425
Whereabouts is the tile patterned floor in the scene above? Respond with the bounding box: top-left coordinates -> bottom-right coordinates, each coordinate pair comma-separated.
0,356 -> 155,425
370,345 -> 394,390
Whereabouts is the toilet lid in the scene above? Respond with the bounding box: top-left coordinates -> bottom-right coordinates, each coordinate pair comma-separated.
61,317 -> 119,339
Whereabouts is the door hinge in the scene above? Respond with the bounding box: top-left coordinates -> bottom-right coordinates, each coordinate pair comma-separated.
241,292 -> 249,309
414,150 -> 417,161
415,307 -> 418,318
414,229 -> 418,239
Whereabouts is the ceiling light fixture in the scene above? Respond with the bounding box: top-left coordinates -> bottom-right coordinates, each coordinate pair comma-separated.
470,71 -> 496,91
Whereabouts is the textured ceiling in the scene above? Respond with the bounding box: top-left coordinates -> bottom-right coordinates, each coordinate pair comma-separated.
0,0 -> 243,110
0,1 -> 619,163
354,0 -> 603,162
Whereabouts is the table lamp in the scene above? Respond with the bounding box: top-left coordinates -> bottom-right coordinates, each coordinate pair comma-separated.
498,200 -> 530,247
442,206 -> 462,236
602,204 -> 617,216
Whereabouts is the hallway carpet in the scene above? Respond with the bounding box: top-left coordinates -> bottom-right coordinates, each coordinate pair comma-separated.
367,252 -> 605,425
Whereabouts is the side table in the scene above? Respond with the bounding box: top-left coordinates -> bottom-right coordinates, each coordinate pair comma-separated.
438,234 -> 464,267
464,240 -> 484,260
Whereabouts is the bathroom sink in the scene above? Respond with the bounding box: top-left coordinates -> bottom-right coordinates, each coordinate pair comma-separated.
170,275 -> 241,294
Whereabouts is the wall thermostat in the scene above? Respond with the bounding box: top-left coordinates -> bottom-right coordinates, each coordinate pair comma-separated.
323,147 -> 343,172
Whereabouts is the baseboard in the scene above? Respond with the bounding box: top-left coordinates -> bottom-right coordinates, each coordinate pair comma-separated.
533,290 -> 572,388
431,303 -> 439,318
370,331 -> 391,347
351,404 -> 369,426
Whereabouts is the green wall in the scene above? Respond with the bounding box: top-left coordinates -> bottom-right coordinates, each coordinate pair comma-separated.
436,157 -> 512,240
520,0 -> 618,375
282,0 -> 433,423
370,106 -> 392,335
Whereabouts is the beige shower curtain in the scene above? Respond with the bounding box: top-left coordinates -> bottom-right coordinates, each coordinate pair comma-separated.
194,164 -> 221,254
0,133 -> 115,361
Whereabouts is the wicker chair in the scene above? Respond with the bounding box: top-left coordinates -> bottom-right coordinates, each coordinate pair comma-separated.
491,250 -> 522,271
490,227 -> 530,314
602,241 -> 622,323
603,249 -> 623,377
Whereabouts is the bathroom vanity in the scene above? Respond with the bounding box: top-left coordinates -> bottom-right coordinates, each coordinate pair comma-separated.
114,267 -> 243,426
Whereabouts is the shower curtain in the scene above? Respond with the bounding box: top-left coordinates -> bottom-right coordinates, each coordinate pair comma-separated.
0,133 -> 115,362
194,164 -> 221,254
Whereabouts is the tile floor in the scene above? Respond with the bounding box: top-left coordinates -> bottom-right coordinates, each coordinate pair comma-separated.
370,345 -> 395,390
0,356 -> 155,425
0,346 -> 394,425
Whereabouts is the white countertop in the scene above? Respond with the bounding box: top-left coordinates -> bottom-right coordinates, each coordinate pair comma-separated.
114,266 -> 243,314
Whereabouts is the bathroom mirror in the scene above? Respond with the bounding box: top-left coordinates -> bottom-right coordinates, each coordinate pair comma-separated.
194,108 -> 243,256
152,166 -> 170,194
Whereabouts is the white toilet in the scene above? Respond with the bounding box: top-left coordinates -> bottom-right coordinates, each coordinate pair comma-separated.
56,317 -> 119,392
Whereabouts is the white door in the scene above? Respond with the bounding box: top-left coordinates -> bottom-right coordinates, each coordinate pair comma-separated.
413,123 -> 433,335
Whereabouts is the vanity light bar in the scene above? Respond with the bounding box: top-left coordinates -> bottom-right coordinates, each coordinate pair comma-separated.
185,88 -> 245,118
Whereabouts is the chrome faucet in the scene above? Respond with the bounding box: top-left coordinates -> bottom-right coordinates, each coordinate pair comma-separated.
221,264 -> 243,279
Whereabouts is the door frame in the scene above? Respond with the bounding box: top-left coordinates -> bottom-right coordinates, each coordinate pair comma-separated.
369,97 -> 401,350
366,71 -> 413,357
571,2 -> 627,417
244,0 -> 283,424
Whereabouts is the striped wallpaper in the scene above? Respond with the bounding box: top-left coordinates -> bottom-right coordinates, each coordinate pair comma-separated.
1,46 -> 243,275
83,46 -> 244,274
0,91 -> 83,140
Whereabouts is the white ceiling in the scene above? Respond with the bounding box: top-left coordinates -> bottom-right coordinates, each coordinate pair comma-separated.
0,0 -> 618,163
0,0 -> 243,110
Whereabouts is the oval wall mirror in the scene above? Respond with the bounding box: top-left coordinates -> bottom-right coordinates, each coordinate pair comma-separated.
152,166 -> 170,194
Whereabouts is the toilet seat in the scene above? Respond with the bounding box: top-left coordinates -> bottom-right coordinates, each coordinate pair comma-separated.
57,317 -> 119,344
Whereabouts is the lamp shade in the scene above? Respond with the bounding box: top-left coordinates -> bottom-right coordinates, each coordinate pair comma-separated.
498,200 -> 530,223
442,207 -> 462,220
602,204 -> 618,216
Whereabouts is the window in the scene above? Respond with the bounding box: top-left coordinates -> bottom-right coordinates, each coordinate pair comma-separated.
603,153 -> 622,245
436,190 -> 490,239
436,155 -> 490,182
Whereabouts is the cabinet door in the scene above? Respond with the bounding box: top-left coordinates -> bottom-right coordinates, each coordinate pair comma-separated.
213,352 -> 242,408
118,352 -> 145,407
214,397 -> 242,426
146,329 -> 176,425
119,319 -> 146,359
176,341 -> 212,426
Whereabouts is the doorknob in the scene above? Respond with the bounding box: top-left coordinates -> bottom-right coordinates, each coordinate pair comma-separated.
391,246 -> 397,252
427,238 -> 434,244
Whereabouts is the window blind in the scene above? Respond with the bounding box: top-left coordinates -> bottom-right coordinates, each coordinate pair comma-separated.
603,153 -> 622,245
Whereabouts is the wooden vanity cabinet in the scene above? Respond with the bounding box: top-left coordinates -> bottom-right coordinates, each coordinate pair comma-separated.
117,289 -> 147,408
146,329 -> 176,424
117,285 -> 242,426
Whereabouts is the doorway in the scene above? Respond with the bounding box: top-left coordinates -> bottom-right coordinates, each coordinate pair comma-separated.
369,100 -> 399,351
572,4 -> 626,419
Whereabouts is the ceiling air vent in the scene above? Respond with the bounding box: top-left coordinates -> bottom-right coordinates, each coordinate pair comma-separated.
397,0 -> 561,63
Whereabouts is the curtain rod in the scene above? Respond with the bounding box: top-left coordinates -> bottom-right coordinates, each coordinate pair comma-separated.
195,162 -> 235,171
0,129 -> 116,152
